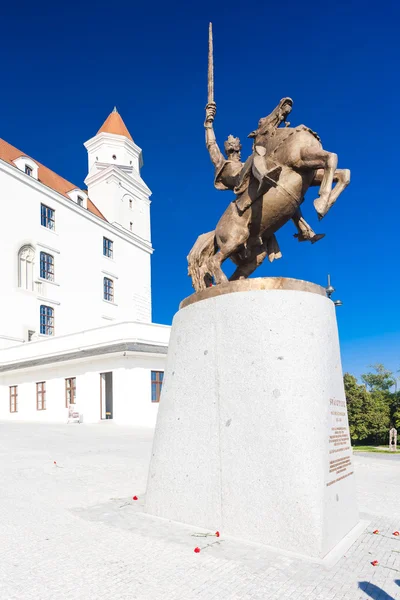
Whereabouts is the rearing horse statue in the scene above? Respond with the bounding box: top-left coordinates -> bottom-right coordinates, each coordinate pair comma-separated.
187,25 -> 350,293
187,95 -> 350,292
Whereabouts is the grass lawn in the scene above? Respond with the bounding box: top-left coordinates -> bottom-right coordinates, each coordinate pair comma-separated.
352,445 -> 400,454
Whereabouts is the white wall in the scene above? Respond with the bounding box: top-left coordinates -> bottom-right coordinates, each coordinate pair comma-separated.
0,321 -> 170,364
0,161 -> 153,345
0,320 -> 170,427
0,121 -> 168,427
112,356 -> 166,426
0,353 -> 166,427
84,130 -> 152,240
86,133 -> 142,175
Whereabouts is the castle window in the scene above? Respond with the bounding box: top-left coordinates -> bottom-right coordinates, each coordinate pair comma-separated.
67,189 -> 87,206
40,252 -> 54,281
65,378 -> 76,407
130,222 -> 133,231
41,204 -> 55,230
112,155 -> 117,160
129,199 -> 132,209
151,371 -> 164,403
18,245 -> 35,290
13,157 -> 38,179
103,237 -> 113,258
9,386 -> 18,413
36,382 -> 46,411
40,305 -> 54,336
103,277 -> 114,302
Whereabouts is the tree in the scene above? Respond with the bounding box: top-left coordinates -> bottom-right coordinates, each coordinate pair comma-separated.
391,391 -> 400,429
344,373 -> 372,442
361,363 -> 395,392
368,389 -> 391,443
344,372 -> 391,444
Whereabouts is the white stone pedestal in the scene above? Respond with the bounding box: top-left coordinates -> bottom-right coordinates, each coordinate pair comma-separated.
145,278 -> 360,560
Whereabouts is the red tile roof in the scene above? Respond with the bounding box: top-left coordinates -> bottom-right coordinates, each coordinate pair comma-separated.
0,138 -> 106,221
97,107 -> 133,141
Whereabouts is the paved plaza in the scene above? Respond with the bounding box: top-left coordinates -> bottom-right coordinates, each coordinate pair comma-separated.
1,423 -> 399,600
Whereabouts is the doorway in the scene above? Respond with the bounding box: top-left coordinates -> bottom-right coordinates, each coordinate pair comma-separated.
100,372 -> 113,419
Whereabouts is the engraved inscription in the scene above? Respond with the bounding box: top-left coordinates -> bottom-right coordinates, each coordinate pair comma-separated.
326,398 -> 354,487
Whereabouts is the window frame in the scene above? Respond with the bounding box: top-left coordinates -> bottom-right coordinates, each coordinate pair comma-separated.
65,377 -> 76,407
103,277 -> 114,302
25,165 -> 32,176
77,196 -> 84,206
39,251 -> 54,281
151,371 -> 164,403
103,237 -> 113,259
40,203 -> 55,230
9,386 -> 18,413
40,305 -> 54,336
36,382 -> 46,411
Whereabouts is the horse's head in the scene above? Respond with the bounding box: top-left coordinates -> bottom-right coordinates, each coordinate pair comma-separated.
248,98 -> 293,140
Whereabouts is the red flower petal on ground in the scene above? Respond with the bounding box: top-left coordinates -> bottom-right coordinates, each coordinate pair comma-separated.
215,531 -> 220,537
194,547 -> 201,553
373,530 -> 379,534
132,496 -> 138,500
371,560 -> 379,566
393,531 -> 399,536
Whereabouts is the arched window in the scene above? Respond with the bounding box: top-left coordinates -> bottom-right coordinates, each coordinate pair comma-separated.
18,245 -> 35,290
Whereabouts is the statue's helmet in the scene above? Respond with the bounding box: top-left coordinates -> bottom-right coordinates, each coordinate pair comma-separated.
224,134 -> 242,156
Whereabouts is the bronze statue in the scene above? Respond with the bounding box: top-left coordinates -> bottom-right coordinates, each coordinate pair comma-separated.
188,24 -> 350,292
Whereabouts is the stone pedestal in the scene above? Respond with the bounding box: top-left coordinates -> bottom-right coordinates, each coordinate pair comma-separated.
145,278 -> 360,560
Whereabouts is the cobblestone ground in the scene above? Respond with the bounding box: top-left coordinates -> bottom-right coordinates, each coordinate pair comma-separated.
1,423 -> 399,600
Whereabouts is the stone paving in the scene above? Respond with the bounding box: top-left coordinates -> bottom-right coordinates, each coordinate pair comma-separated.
0,422 -> 399,600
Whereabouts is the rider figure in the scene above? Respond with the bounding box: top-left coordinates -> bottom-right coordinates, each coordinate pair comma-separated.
204,100 -> 324,244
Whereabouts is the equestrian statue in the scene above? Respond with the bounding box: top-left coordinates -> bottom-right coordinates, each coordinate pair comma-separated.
187,24 -> 350,292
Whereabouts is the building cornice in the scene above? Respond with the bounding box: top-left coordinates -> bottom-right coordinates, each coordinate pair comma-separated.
84,132 -> 144,169
0,341 -> 168,373
0,159 -> 153,255
84,163 -> 152,198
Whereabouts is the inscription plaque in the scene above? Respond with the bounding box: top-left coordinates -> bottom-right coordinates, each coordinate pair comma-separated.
326,398 -> 353,487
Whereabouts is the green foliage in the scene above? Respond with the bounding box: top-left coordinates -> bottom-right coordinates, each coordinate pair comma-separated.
344,373 -> 371,441
361,363 -> 395,392
368,390 -> 391,442
345,364 -> 398,445
391,392 -> 400,429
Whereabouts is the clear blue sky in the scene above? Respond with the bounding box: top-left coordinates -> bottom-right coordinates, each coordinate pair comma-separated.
2,0 -> 399,380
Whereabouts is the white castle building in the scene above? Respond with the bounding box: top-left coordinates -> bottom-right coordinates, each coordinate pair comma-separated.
0,108 -> 170,426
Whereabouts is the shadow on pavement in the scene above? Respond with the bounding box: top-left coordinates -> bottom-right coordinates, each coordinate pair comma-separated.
358,581 -> 396,599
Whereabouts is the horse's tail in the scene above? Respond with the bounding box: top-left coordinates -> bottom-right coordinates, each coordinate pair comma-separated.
187,231 -> 217,291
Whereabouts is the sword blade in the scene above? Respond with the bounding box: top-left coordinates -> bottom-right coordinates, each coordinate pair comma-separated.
208,22 -> 214,103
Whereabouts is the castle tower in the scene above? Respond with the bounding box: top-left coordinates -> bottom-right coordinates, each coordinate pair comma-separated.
84,108 -> 151,242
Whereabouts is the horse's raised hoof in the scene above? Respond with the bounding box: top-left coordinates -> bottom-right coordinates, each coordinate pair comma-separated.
313,196 -> 328,220
311,233 -> 325,244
